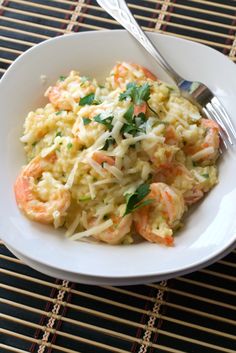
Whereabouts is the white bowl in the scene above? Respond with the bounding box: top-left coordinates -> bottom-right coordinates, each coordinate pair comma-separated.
1,30 -> 236,285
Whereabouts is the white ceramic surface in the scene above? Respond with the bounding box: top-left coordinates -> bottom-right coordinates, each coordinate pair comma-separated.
1,30 -> 236,284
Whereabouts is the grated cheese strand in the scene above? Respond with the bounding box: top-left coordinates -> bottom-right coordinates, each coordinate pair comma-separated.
70,219 -> 113,241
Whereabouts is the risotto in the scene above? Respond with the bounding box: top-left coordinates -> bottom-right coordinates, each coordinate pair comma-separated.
14,62 -> 220,245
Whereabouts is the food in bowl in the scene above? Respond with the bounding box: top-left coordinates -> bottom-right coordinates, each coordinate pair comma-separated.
14,62 -> 220,246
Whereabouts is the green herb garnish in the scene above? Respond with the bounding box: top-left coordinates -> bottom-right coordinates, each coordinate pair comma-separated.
124,104 -> 134,123
119,82 -> 151,105
55,110 -> 65,115
32,141 -> 38,147
79,93 -> 95,106
93,99 -> 102,105
121,106 -> 147,137
79,195 -> 92,201
59,75 -> 66,81
82,117 -> 91,126
123,183 -> 154,216
55,131 -> 62,137
101,137 -> 116,151
94,114 -> 113,131
202,173 -> 209,178
67,142 -> 73,149
81,76 -> 90,82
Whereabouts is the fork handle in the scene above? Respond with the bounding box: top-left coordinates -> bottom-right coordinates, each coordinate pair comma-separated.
97,0 -> 183,84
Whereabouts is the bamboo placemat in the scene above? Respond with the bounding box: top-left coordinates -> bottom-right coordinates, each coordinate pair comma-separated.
0,1 -> 236,353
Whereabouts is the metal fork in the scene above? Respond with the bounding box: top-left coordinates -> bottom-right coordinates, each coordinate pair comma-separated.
97,0 -> 236,147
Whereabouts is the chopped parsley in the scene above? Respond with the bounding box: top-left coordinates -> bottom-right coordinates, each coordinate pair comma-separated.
59,75 -> 66,81
94,114 -> 113,131
119,82 -> 150,105
121,105 -> 147,137
124,104 -> 134,123
55,131 -> 62,137
101,137 -> 116,150
93,99 -> 102,105
202,173 -> 209,178
82,117 -> 91,126
123,183 -> 154,216
81,76 -> 90,82
32,141 -> 38,147
55,110 -> 65,115
79,93 -> 95,106
79,195 -> 92,201
67,142 -> 73,149
80,77 -> 90,87
167,85 -> 175,91
120,82 -> 164,121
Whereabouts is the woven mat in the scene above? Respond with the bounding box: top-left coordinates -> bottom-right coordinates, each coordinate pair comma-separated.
0,1 -> 236,353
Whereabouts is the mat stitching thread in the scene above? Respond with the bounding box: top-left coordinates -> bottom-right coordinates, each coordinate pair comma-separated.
161,0 -> 176,33
137,280 -> 167,353
130,286 -> 156,353
37,280 -> 69,353
46,282 -> 74,353
155,0 -> 171,31
29,279 -> 61,353
65,0 -> 86,33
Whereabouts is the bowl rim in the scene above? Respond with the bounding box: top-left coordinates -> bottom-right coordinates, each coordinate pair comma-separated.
1,29 -> 236,281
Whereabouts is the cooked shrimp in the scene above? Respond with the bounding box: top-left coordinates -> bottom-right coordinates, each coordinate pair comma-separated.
72,105 -> 107,146
89,214 -> 132,245
154,163 -> 204,205
45,75 -> 96,111
183,187 -> 204,206
109,62 -> 157,89
14,154 -> 71,224
165,125 -> 179,145
184,118 -> 220,164
45,86 -> 72,111
93,151 -> 115,166
134,183 -> 185,245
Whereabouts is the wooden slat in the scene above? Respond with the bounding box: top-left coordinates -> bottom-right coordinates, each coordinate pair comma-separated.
219,260 -> 236,268
0,268 -> 62,288
200,269 -> 236,282
144,0 -> 236,20
2,298 -> 235,342
156,328 -> 235,353
0,35 -> 35,46
176,276 -> 236,296
0,345 -> 29,353
0,330 -> 82,353
0,25 -> 50,40
1,15 -> 66,33
0,46 -> 22,55
3,282 -> 234,328
150,283 -> 236,310
184,0 -> 236,11
1,315 -> 131,353
5,0 -> 75,15
0,58 -> 13,64
0,254 -> 23,264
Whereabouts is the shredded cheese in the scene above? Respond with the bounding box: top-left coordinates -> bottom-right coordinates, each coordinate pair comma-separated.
70,219 -> 113,240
